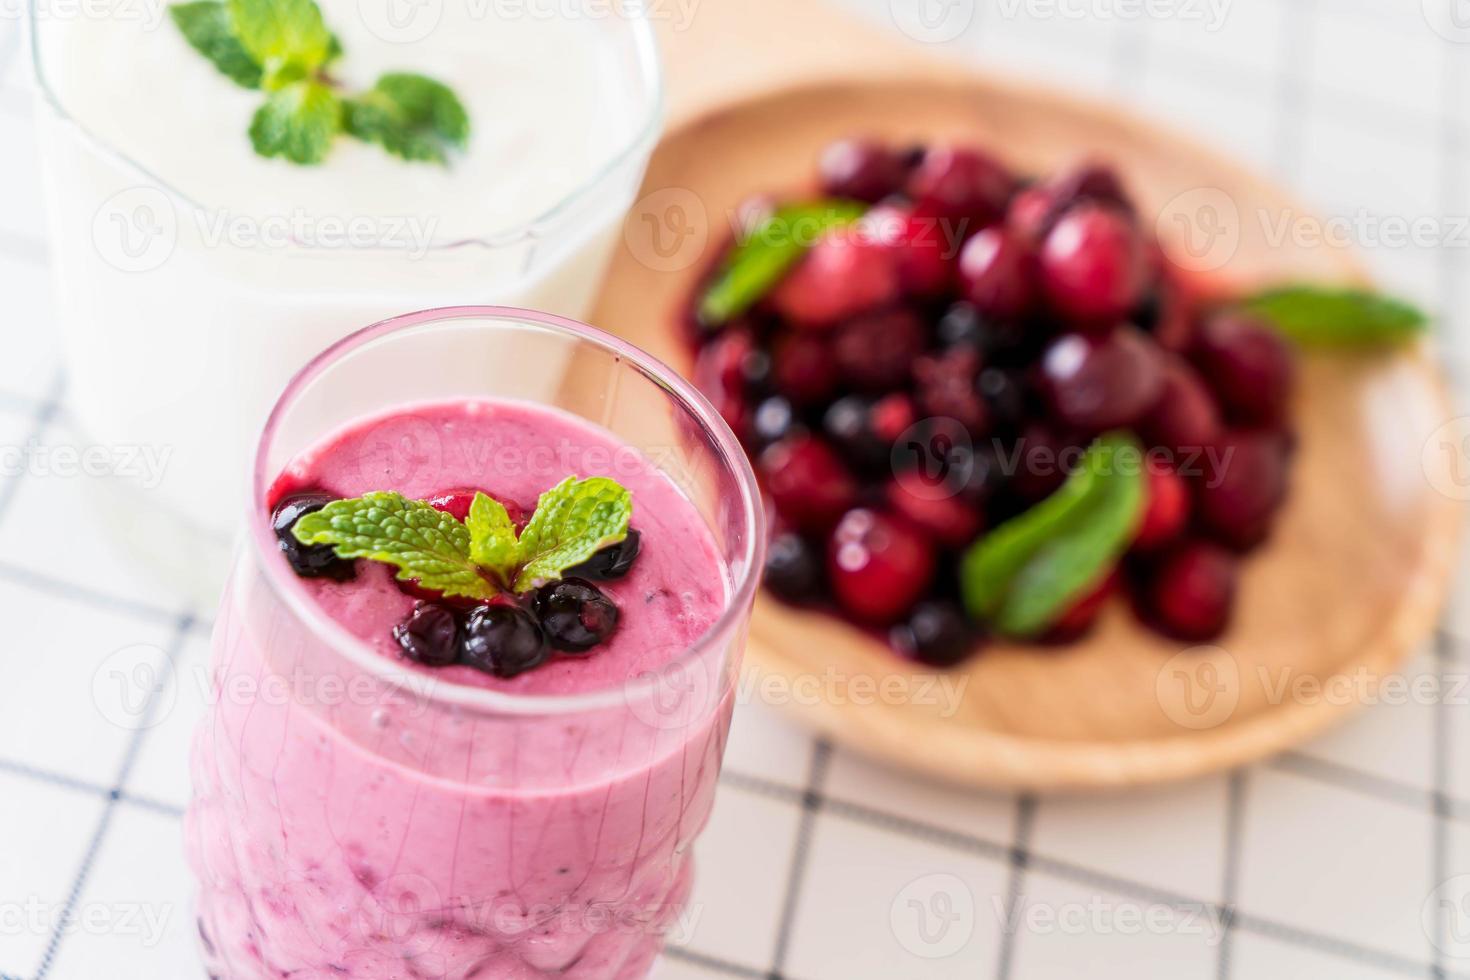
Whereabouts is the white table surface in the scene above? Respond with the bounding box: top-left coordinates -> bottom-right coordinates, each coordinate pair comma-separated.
3,1 -> 1470,977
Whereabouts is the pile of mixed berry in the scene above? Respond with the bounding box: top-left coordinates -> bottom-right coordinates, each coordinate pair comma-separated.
684,138 -> 1300,667
271,489 -> 638,678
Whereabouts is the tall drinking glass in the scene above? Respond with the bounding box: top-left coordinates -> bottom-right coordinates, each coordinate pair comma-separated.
185,307 -> 764,979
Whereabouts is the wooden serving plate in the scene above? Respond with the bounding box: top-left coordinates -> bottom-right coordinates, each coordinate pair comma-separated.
590,70 -> 1462,789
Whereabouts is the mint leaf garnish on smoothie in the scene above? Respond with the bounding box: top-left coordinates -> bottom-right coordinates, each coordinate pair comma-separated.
465,490 -> 520,582
168,0 -> 470,165
513,477 -> 634,591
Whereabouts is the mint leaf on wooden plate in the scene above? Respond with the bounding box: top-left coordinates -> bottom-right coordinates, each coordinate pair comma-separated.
249,80 -> 342,165
293,492 -> 496,600
344,73 -> 470,165
513,477 -> 633,591
169,1 -> 263,88
1243,286 -> 1428,348
960,432 -> 1145,638
698,201 -> 867,326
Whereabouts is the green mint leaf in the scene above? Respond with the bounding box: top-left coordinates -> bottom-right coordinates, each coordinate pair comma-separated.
249,80 -> 341,164
513,477 -> 632,591
1242,286 -> 1428,348
466,491 -> 519,584
343,73 -> 469,165
292,492 -> 496,600
960,432 -> 1145,638
227,0 -> 333,85
698,201 -> 867,325
169,1 -> 263,89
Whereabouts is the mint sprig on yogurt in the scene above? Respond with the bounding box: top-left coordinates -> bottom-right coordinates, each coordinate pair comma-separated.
168,0 -> 469,165
291,478 -> 634,599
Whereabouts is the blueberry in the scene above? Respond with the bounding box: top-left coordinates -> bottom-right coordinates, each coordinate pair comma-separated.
890,601 -> 977,667
822,396 -> 888,471
392,603 -> 459,667
750,396 -> 799,447
460,605 -> 549,678
532,578 -> 620,652
271,492 -> 355,581
763,533 -> 823,603
567,529 -> 642,581
977,368 -> 1026,431
936,302 -> 987,350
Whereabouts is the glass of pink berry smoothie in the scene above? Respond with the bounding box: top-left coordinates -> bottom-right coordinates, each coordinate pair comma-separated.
185,306 -> 765,979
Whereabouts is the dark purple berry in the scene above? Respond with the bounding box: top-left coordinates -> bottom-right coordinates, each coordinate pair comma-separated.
890,601 -> 977,667
533,578 -> 621,652
271,492 -> 355,581
763,532 -> 823,602
392,603 -> 459,667
822,396 -> 889,471
750,395 -> 799,446
567,529 -> 643,580
936,302 -> 987,350
460,605 -> 549,678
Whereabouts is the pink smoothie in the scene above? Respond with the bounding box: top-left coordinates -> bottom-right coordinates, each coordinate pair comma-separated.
186,399 -> 736,979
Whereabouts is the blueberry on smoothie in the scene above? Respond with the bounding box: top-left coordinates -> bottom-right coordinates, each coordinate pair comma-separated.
533,579 -> 621,652
567,529 -> 642,580
393,604 -> 460,667
460,605 -> 550,678
271,492 -> 356,581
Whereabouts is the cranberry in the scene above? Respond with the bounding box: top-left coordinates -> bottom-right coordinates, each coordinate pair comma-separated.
870,392 -> 917,444
1044,570 -> 1118,641
764,531 -> 824,602
460,605 -> 550,678
1139,252 -> 1196,353
864,204 -> 955,297
1143,542 -> 1238,640
392,603 -> 460,667
1195,431 -> 1289,550
914,347 -> 989,435
271,492 -> 356,581
1192,310 -> 1295,426
567,529 -> 642,580
1039,327 -> 1164,432
760,434 -> 858,530
1133,463 -> 1189,551
1046,162 -> 1131,216
818,138 -> 907,203
958,228 -> 1035,321
890,600 -> 976,667
771,332 -> 838,405
834,308 -> 928,390
425,488 -> 527,528
532,578 -> 621,652
770,230 -> 901,330
1139,355 -> 1222,459
1039,202 -> 1147,326
827,509 -> 936,624
885,470 -> 983,548
907,145 -> 1016,231
692,329 -> 752,429
1007,185 -> 1056,248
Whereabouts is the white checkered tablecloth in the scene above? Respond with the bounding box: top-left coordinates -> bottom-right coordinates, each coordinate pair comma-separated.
3,1 -> 1470,977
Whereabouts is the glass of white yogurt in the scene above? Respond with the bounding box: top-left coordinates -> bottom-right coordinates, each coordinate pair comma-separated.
28,0 -> 663,593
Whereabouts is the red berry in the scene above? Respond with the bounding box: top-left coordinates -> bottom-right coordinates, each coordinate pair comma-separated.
885,470 -> 983,548
426,488 -> 527,527
771,332 -> 838,405
818,138 -> 906,203
907,146 -> 1016,231
1192,310 -> 1295,426
1046,162 -> 1131,215
692,329 -> 752,430
1145,542 -> 1238,640
770,230 -> 901,330
760,435 -> 858,532
914,347 -> 989,435
1039,202 -> 1147,326
1039,327 -> 1164,432
834,308 -> 928,391
1007,185 -> 1056,248
1045,570 -> 1118,641
1139,355 -> 1222,458
1195,431 -> 1289,550
827,509 -> 936,624
1133,464 -> 1189,551
864,204 -> 956,297
870,392 -> 917,444
958,227 -> 1035,320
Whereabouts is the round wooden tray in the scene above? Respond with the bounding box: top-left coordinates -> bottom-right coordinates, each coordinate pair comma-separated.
589,74 -> 1463,790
